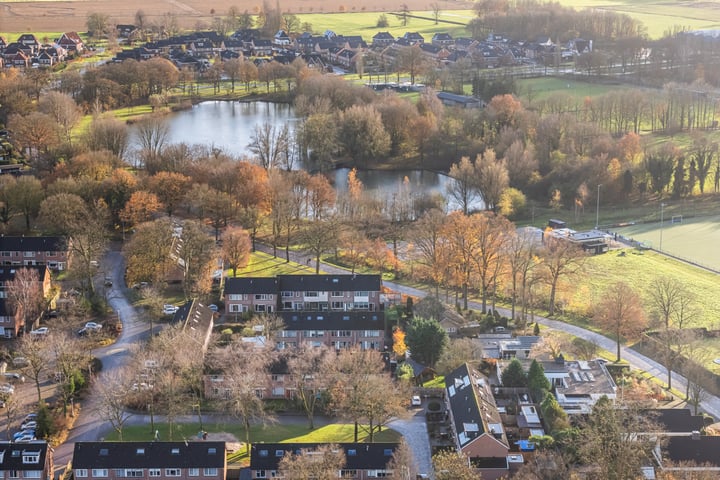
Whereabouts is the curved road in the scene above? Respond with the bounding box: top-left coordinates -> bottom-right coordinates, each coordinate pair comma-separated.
256,243 -> 720,421
53,250 -> 150,476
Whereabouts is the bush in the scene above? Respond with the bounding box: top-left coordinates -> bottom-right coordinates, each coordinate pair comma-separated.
377,14 -> 389,27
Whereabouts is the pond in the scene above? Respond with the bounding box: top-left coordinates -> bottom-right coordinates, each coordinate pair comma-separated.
135,101 -> 483,211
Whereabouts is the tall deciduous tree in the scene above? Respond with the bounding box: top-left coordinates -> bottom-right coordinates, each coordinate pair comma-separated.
123,218 -> 174,285
6,268 -> 44,335
339,104 -> 391,165
386,440 -> 418,480
577,397 -> 657,480
540,236 -> 587,316
248,121 -> 291,170
175,220 -> 217,298
406,317 -> 448,367
286,344 -> 335,430
147,172 -> 192,217
649,276 -> 696,389
411,209 -> 448,296
594,282 -> 647,362
278,444 -> 346,480
9,176 -> 44,231
221,227 -> 251,277
38,91 -> 82,143
119,191 -> 163,228
93,368 -> 135,440
447,156 -> 479,215
209,339 -> 275,453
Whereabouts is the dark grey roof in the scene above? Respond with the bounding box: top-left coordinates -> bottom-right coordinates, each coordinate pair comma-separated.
174,299 -> 214,348
72,442 -> 226,469
445,363 -> 507,449
250,443 -> 397,471
646,409 -> 706,433
0,236 -> 66,252
0,441 -> 50,470
277,274 -> 380,292
0,265 -> 48,282
663,436 -> 720,467
224,277 -> 278,295
278,311 -> 383,331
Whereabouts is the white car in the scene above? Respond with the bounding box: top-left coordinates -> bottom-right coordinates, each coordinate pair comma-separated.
163,305 -> 178,315
411,395 -> 422,407
20,421 -> 36,431
84,322 -> 102,331
30,327 -> 49,337
0,384 -> 15,395
15,434 -> 36,443
13,429 -> 35,440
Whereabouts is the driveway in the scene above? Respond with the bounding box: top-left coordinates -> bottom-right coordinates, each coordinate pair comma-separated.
389,407 -> 433,477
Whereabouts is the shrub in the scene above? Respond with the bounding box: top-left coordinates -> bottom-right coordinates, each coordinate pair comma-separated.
377,14 -> 389,27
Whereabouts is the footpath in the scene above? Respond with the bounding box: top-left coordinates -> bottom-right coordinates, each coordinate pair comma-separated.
253,243 -> 720,421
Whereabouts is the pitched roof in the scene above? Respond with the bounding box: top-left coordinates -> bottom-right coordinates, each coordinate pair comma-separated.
0,265 -> 49,282
0,441 -> 50,469
250,443 -> 397,470
277,274 -> 381,292
72,442 -> 226,469
173,299 -> 214,350
224,277 -> 278,295
278,311 -> 383,331
0,236 -> 66,252
445,363 -> 508,449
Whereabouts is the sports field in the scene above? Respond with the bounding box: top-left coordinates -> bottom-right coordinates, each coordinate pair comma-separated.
614,215 -> 720,272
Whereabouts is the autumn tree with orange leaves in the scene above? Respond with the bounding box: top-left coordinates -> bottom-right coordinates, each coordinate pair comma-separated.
393,328 -> 408,358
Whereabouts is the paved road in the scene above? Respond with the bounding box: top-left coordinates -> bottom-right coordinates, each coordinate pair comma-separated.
53,250 -> 151,477
254,243 -> 720,421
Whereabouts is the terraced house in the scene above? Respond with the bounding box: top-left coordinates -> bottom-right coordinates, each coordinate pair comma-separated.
224,274 -> 386,351
72,442 -> 226,480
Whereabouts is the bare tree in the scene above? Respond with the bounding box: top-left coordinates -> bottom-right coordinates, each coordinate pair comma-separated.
447,157 -> 479,215
540,236 -> 587,316
136,115 -> 169,159
221,227 -> 252,277
209,339 -> 275,453
649,277 -> 697,389
278,444 -> 346,480
0,391 -> 21,440
595,282 -> 647,362
248,121 -> 290,170
386,439 -> 419,480
15,335 -> 52,404
298,216 -> 341,274
49,331 -> 92,416
286,344 -> 335,429
505,227 -> 539,324
175,220 -> 217,298
6,268 -> 44,334
432,450 -> 476,480
93,369 -> 135,440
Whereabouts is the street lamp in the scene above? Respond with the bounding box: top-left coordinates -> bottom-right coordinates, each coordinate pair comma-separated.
595,184 -> 602,230
659,202 -> 666,251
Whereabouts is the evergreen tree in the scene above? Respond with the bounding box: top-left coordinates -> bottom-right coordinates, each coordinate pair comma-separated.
527,359 -> 551,402
501,358 -> 527,387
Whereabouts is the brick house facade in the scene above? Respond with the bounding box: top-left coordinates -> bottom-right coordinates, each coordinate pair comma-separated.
0,237 -> 70,271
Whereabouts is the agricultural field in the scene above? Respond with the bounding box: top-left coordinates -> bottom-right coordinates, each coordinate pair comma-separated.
614,214 -> 720,271
0,0 -> 474,34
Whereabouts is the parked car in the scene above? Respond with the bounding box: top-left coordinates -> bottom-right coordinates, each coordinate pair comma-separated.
163,305 -> 178,315
0,384 -> 15,395
30,327 -> 49,337
104,277 -> 113,287
12,357 -> 28,368
84,322 -> 102,331
208,304 -> 219,312
4,373 -> 24,383
411,395 -> 422,407
20,421 -> 36,431
23,414 -> 36,423
13,429 -> 35,440
15,434 -> 36,443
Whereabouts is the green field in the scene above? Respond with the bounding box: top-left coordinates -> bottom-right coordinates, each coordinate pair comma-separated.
230,251 -> 319,277
567,248 -> 720,332
298,10 -> 473,40
516,77 -> 628,103
614,215 -> 720,271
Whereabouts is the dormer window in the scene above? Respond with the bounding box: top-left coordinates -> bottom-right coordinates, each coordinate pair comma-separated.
99,449 -> 109,456
22,452 -> 40,464
171,448 -> 180,455
136,448 -> 145,455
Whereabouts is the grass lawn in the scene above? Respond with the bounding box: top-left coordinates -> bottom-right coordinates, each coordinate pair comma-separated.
516,77 -> 630,103
110,422 -> 401,465
298,10 -> 473,40
229,251 -> 319,277
614,215 -> 720,271
567,249 -> 720,333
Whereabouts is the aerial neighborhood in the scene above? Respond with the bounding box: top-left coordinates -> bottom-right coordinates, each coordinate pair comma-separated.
0,0 -> 719,478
